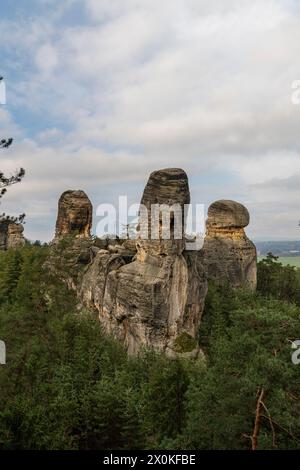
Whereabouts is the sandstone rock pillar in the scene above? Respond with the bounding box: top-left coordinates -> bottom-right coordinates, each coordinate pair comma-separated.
55,190 -> 92,240
92,168 -> 207,355
203,200 -> 257,290
7,223 -> 26,249
0,222 -> 25,250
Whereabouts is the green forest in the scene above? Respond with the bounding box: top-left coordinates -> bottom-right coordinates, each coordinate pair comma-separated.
0,246 -> 300,450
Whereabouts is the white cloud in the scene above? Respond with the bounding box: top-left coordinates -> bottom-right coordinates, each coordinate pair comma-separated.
35,43 -> 58,75
1,0 -> 300,241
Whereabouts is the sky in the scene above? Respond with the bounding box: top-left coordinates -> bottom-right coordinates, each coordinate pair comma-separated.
1,0 -> 300,241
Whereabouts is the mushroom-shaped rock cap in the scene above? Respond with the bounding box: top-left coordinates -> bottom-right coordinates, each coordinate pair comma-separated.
207,200 -> 250,229
141,168 -> 190,207
55,190 -> 92,239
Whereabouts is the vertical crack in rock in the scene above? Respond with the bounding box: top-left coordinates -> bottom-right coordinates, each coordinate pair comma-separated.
203,200 -> 257,290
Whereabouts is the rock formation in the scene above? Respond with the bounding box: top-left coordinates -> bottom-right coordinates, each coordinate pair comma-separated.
49,172 -> 257,355
203,200 -> 257,290
7,223 -> 26,249
0,223 -> 7,251
137,168 -> 190,256
80,169 -> 207,356
0,222 -> 25,250
55,190 -> 92,240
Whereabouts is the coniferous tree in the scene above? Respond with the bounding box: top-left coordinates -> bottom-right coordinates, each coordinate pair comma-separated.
0,249 -> 23,303
257,253 -> 300,305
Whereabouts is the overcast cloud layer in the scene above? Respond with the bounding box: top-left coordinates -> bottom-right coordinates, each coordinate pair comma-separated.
1,0 -> 300,241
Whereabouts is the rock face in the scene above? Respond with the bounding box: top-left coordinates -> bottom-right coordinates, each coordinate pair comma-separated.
0,222 -> 25,250
55,190 -> 92,240
7,223 -> 26,249
203,200 -> 257,290
79,169 -> 207,355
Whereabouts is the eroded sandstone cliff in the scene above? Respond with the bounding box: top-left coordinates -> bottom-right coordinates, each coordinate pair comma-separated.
47,170 -> 257,355
80,169 -> 207,356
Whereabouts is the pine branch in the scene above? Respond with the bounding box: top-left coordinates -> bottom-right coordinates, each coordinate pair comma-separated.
0,168 -> 25,198
0,138 -> 13,149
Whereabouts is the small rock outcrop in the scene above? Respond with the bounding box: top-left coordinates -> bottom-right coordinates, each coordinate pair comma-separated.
203,200 -> 257,290
0,222 -> 25,250
55,190 -> 92,240
7,223 -> 26,249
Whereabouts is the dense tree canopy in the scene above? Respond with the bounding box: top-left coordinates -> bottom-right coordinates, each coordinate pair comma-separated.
0,246 -> 299,450
257,253 -> 300,305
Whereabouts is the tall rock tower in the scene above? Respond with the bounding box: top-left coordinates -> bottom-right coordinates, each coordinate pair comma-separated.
80,168 -> 207,356
55,190 -> 92,240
